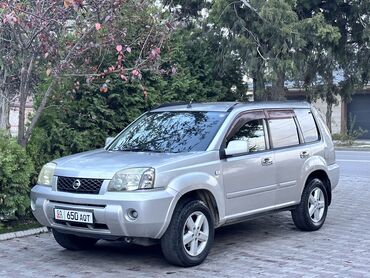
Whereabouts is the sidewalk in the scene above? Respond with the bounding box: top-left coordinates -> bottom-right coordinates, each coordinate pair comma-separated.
0,227 -> 48,241
334,139 -> 370,151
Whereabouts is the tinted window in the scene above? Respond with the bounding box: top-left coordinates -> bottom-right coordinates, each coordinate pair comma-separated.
294,109 -> 319,143
269,118 -> 299,148
109,111 -> 227,153
229,119 -> 266,152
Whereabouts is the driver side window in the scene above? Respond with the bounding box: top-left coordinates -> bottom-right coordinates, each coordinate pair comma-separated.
228,119 -> 266,153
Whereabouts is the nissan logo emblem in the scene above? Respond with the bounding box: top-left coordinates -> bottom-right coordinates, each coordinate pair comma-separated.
72,179 -> 81,190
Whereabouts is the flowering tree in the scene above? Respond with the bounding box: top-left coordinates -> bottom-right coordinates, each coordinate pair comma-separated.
0,0 -> 170,146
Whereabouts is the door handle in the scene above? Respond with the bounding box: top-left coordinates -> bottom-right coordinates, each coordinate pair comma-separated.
261,157 -> 273,166
300,151 -> 310,159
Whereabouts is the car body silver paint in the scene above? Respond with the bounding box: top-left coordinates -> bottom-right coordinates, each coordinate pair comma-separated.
31,101 -> 339,240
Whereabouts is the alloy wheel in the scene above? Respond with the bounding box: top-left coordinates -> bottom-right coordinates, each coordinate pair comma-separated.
182,211 -> 209,256
308,187 -> 325,223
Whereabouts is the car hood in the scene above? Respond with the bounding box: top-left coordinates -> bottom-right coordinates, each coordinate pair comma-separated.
53,149 -> 198,179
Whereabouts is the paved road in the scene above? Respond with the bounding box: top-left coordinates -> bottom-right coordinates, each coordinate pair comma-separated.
336,150 -> 370,178
1,150 -> 370,277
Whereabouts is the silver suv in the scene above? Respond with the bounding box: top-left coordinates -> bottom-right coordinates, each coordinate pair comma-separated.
31,101 -> 339,266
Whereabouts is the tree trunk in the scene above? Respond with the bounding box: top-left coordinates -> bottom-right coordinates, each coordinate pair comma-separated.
271,70 -> 286,101
17,55 -> 34,146
17,58 -> 27,144
326,101 -> 333,133
253,63 -> 266,101
23,78 -> 57,146
0,69 -> 10,132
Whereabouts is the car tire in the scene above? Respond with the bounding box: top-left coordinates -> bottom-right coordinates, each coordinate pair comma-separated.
161,199 -> 214,267
291,178 -> 329,231
52,229 -> 98,251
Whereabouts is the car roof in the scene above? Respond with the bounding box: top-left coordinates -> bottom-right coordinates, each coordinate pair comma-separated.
151,101 -> 311,113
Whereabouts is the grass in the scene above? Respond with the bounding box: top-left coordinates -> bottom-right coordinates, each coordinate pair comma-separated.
0,219 -> 42,235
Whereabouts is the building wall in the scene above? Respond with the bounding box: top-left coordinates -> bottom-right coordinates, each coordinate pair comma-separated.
9,98 -> 33,137
312,98 -> 342,134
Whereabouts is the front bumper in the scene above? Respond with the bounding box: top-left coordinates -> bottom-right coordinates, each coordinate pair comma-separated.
31,184 -> 177,239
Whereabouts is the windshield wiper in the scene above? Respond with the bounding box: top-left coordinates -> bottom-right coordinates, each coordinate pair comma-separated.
119,147 -> 163,153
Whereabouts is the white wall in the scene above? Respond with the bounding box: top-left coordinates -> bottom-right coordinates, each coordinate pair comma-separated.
9,98 -> 33,137
312,98 -> 342,134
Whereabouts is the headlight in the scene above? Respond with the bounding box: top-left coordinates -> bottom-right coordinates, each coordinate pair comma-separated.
108,168 -> 155,192
37,162 -> 56,186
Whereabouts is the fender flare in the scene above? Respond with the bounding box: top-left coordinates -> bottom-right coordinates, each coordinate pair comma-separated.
155,172 -> 225,238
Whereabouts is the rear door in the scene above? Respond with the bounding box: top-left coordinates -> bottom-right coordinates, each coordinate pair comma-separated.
266,110 -> 308,206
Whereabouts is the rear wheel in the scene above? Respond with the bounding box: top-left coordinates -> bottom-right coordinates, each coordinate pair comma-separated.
291,178 -> 328,231
161,199 -> 214,267
52,229 -> 98,251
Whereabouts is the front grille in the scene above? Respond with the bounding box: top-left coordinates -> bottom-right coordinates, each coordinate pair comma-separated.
57,176 -> 104,194
54,219 -> 109,230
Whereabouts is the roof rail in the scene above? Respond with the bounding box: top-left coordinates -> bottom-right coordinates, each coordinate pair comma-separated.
153,102 -> 188,109
226,102 -> 240,112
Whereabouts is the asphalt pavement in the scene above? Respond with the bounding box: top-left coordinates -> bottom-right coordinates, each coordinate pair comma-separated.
336,150 -> 370,178
0,150 -> 370,277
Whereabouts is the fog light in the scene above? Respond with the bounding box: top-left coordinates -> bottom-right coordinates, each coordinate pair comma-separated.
127,209 -> 138,221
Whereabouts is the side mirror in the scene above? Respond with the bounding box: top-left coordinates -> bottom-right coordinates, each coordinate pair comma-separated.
105,137 -> 114,147
224,140 -> 249,156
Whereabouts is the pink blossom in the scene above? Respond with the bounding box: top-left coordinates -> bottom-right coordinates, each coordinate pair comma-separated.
149,47 -> 161,60
132,69 -> 140,77
116,45 -> 123,52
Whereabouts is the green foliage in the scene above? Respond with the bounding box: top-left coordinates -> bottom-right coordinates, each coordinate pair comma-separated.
27,83 -> 144,173
295,0 -> 369,100
210,0 -> 316,99
0,132 -> 34,221
28,24 -> 245,171
148,28 -> 245,102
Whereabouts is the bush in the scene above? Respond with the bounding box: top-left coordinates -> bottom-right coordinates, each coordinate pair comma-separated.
0,132 -> 34,221
332,114 -> 368,145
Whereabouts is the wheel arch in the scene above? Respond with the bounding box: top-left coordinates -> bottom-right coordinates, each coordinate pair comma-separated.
304,170 -> 332,205
156,187 -> 222,239
176,189 -> 220,227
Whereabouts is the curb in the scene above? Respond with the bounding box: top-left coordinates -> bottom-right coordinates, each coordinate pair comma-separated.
0,227 -> 49,241
335,146 -> 370,151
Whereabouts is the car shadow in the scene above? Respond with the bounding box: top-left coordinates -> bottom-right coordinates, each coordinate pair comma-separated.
54,211 -> 297,269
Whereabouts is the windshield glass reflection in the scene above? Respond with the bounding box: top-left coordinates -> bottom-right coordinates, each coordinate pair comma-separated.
109,111 -> 227,153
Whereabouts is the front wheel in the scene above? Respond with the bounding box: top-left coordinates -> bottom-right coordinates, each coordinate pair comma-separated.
52,229 -> 98,251
291,178 -> 328,231
161,199 -> 214,267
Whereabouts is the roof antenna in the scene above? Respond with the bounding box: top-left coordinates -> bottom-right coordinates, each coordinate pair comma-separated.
187,98 -> 193,108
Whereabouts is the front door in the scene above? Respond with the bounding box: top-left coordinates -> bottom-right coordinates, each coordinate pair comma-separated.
222,111 -> 277,218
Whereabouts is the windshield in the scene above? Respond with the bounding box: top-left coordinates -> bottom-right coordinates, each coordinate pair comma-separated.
108,111 -> 227,153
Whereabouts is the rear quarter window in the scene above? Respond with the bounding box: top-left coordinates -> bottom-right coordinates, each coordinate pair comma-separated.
294,109 -> 320,143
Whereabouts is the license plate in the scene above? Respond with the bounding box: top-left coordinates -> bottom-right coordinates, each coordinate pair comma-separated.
54,208 -> 93,224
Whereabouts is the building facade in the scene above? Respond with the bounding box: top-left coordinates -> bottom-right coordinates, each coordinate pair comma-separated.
9,98 -> 33,137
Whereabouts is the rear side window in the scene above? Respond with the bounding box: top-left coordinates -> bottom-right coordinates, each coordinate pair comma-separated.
269,118 -> 299,148
294,109 -> 319,143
